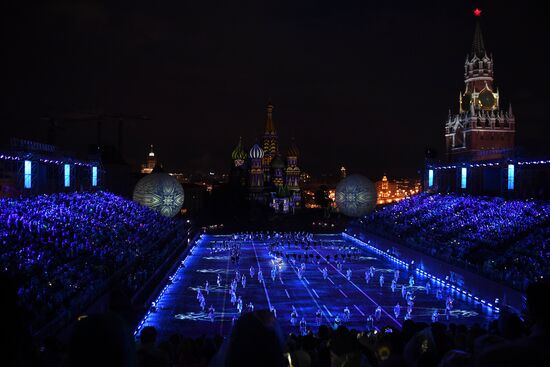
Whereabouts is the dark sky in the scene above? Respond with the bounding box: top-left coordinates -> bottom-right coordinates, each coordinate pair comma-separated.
2,1 -> 549,180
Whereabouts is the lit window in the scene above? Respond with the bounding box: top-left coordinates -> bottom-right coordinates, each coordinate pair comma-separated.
428,169 -> 434,187
24,160 -> 32,189
92,166 -> 98,186
507,164 -> 514,190
64,164 -> 71,187
461,167 -> 467,189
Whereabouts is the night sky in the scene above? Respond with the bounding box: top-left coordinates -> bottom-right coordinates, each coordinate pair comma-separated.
2,1 -> 549,180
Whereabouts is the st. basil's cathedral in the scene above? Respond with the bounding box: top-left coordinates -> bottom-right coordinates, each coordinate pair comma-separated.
229,102 -> 301,213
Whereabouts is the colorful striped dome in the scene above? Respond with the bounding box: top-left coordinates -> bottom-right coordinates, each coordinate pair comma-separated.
231,137 -> 248,161
287,138 -> 299,158
249,143 -> 264,159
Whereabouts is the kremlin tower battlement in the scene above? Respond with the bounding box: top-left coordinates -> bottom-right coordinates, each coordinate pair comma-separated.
425,10 -> 549,200
445,14 -> 515,162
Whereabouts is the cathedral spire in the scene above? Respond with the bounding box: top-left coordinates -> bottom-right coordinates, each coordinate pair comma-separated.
265,100 -> 276,134
472,21 -> 486,58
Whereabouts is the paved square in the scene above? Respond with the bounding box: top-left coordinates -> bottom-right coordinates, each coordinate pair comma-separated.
139,234 -> 497,339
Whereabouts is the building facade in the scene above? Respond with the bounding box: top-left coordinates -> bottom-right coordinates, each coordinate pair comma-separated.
0,138 -> 102,197
376,175 -> 421,205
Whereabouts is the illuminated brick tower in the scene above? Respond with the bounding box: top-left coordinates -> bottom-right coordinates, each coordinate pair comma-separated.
249,143 -> 265,201
140,144 -> 156,174
271,154 -> 285,188
285,138 -> 301,206
445,10 -> 515,162
262,101 -> 279,183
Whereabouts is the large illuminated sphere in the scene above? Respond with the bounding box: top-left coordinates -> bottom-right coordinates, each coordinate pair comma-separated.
335,174 -> 377,217
133,173 -> 184,217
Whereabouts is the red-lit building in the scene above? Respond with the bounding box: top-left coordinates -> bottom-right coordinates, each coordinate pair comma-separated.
445,21 -> 515,162
426,14 -> 549,199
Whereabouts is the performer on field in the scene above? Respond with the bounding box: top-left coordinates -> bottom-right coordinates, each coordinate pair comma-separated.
394,303 -> 401,318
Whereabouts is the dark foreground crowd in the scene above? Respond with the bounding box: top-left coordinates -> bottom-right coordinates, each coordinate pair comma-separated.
4,279 -> 549,367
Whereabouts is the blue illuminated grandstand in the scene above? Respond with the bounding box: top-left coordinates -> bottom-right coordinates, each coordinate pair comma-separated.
358,193 -> 550,291
0,191 -> 183,333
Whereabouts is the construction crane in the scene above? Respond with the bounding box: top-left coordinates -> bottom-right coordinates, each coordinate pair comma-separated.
104,113 -> 151,152
43,112 -> 150,151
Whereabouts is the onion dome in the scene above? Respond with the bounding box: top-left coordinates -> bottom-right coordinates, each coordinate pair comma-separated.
231,137 -> 248,161
287,138 -> 299,158
249,143 -> 264,159
271,154 -> 285,169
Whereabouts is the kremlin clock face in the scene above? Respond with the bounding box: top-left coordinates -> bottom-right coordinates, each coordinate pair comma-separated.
461,93 -> 471,110
479,90 -> 495,109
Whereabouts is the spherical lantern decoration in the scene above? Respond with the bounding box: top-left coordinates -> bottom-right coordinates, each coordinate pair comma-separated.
133,173 -> 184,217
335,174 -> 377,217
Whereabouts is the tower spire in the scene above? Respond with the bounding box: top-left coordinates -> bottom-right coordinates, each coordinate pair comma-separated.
445,8 -> 515,163
265,100 -> 276,133
472,20 -> 486,58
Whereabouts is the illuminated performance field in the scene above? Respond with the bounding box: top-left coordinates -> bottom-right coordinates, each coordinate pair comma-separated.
136,234 -> 499,339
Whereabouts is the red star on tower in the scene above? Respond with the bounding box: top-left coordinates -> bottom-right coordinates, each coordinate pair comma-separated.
473,8 -> 482,17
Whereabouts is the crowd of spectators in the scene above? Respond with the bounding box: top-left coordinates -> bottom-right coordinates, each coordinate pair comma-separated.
10,280 -> 548,367
359,193 -> 549,291
0,191 -> 180,332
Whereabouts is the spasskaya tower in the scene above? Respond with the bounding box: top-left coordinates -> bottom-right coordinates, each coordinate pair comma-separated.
445,9 -> 515,162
